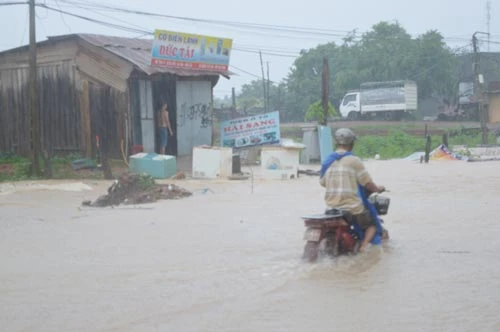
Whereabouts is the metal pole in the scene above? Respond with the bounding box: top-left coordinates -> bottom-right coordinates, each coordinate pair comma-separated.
259,51 -> 267,112
473,31 -> 490,145
29,0 -> 41,176
231,86 -> 236,121
211,88 -> 215,146
266,61 -> 271,111
321,57 -> 330,126
425,135 -> 431,164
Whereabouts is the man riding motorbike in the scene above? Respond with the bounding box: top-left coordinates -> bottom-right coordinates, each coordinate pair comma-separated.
319,128 -> 385,252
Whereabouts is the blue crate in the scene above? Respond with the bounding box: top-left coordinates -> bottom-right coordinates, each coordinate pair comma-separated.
129,153 -> 177,179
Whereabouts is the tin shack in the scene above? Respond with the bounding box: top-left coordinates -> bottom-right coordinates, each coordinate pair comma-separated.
0,33 -> 231,158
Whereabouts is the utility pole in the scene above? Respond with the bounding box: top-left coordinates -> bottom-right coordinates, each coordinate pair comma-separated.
231,87 -> 236,118
487,1 -> 491,52
29,0 -> 41,176
259,50 -> 267,112
231,87 -> 236,109
321,56 -> 330,126
266,61 -> 270,111
472,31 -> 490,145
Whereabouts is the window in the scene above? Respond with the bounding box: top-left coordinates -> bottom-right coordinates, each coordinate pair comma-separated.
343,94 -> 357,105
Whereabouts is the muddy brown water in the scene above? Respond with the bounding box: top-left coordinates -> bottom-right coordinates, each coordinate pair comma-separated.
1,160 -> 500,332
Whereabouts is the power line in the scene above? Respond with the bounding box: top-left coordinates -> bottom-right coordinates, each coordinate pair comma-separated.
478,39 -> 500,45
4,1 -> 485,65
233,48 -> 298,58
51,0 -> 490,46
0,1 -> 27,5
26,2 -> 484,65
1,0 -> 495,47
36,4 -> 480,62
34,1 -> 489,55
45,0 -> 348,42
65,1 -> 151,33
230,65 -> 262,79
37,4 -> 151,35
35,4 -> 308,59
234,45 -> 300,55
49,0 -> 354,37
54,0 -> 73,32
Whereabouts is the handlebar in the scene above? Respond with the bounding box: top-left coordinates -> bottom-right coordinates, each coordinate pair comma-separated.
365,187 -> 389,196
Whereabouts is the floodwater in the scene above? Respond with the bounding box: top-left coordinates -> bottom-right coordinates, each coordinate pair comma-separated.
1,160 -> 500,332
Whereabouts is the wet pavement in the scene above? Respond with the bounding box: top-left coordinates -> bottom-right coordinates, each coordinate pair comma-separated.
1,160 -> 500,332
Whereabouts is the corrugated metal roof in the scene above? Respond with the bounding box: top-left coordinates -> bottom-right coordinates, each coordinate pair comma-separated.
47,34 -> 233,78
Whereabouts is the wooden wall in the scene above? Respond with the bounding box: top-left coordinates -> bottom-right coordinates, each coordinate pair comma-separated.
0,62 -> 80,155
0,63 -> 128,158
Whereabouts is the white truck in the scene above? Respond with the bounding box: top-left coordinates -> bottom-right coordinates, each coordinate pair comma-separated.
339,80 -> 418,120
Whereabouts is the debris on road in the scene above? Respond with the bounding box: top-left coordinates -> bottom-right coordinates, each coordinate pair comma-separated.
171,171 -> 187,180
228,173 -> 251,180
82,173 -> 192,207
298,169 -> 320,176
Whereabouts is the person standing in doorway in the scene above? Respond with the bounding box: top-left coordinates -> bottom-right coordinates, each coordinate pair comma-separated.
157,103 -> 174,155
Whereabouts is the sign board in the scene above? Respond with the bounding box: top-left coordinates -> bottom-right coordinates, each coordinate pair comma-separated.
459,82 -> 475,104
318,125 -> 333,164
220,111 -> 280,149
151,29 -> 232,71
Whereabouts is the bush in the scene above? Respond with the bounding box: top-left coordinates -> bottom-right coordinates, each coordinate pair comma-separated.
352,130 -> 496,160
0,154 -> 32,182
354,129 -> 426,159
304,100 -> 338,123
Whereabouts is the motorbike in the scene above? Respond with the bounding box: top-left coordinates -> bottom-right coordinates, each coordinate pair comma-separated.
301,191 -> 391,262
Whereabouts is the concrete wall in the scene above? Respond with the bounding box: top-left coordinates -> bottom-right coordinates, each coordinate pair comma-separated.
488,94 -> 500,124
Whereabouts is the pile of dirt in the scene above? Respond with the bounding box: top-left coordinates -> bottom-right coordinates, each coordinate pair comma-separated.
82,173 -> 192,207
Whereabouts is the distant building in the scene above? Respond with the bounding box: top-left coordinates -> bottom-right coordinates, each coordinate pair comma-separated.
0,34 -> 232,157
488,81 -> 500,124
422,52 -> 500,120
457,52 -> 500,105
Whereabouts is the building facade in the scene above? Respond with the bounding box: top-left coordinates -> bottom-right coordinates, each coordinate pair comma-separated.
0,34 -> 230,158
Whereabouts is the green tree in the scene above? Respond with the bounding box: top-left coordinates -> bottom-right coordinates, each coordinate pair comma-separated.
236,80 -> 287,114
213,95 -> 232,108
284,21 -> 461,121
304,100 -> 338,123
411,30 -> 459,102
285,43 -> 340,121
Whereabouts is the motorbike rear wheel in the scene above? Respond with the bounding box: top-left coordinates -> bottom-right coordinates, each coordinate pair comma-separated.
303,241 -> 319,262
321,236 -> 338,257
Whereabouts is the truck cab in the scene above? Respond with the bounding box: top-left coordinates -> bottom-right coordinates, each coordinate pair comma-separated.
339,91 -> 360,119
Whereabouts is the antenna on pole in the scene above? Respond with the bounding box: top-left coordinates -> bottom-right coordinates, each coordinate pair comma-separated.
487,0 -> 491,51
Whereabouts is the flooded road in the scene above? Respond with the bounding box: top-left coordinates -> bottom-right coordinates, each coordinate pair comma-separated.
1,160 -> 500,331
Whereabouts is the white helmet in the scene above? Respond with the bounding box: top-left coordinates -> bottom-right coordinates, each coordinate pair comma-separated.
334,128 -> 356,145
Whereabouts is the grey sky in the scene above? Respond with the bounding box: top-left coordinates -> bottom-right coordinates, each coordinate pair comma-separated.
1,0 -> 498,98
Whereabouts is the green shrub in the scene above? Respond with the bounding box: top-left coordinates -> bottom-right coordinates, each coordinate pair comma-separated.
0,154 -> 32,182
304,100 -> 338,123
353,129 -> 426,159
351,130 -> 496,160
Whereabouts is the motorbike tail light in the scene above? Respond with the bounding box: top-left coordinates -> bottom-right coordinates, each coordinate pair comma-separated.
340,231 -> 356,251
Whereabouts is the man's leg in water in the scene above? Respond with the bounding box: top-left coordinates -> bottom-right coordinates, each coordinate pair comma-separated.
360,225 -> 376,252
355,210 -> 376,252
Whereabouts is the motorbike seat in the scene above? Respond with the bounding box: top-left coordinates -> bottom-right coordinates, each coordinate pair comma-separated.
325,208 -> 355,223
325,208 -> 346,216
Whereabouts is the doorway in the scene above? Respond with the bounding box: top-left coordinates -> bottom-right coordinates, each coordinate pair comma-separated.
152,76 -> 177,155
